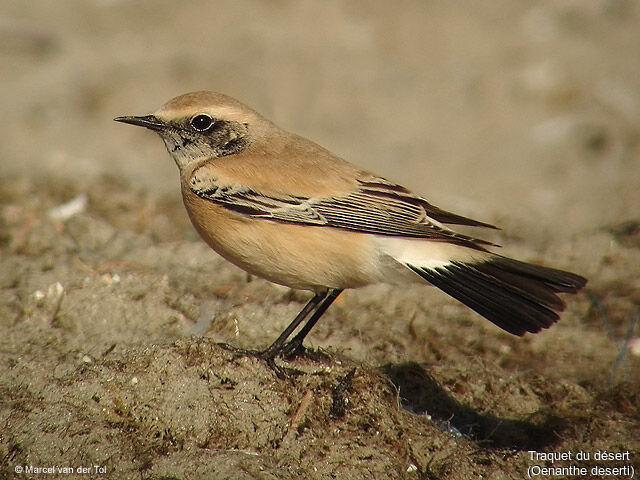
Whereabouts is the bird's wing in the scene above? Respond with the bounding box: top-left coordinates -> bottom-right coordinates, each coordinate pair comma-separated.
189,171 -> 497,251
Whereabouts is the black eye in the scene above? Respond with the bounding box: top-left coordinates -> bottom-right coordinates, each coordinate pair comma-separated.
190,114 -> 214,132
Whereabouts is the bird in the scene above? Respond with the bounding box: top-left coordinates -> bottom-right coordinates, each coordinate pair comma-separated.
115,91 -> 587,366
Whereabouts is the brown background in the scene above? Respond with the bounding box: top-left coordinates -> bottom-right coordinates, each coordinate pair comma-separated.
1,1 -> 639,479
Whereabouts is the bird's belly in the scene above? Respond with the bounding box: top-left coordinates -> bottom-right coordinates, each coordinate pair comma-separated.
184,197 -> 386,291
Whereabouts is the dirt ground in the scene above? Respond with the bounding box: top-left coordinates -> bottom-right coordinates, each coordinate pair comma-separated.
1,1 -> 639,479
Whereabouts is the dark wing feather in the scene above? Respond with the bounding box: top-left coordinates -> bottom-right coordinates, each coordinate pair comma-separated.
357,178 -> 498,229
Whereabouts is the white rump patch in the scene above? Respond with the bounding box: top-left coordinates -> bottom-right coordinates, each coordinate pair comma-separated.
375,236 -> 489,271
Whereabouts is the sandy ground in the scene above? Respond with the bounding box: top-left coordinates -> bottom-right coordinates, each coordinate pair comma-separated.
1,1 -> 639,479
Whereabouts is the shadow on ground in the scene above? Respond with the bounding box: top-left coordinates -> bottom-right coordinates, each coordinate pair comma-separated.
382,362 -> 568,450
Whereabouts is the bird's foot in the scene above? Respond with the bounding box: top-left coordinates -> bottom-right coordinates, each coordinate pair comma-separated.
278,338 -> 306,359
218,340 -> 324,379
217,342 -> 295,380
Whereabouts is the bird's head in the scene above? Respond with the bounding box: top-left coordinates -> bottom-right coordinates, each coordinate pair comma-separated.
115,91 -> 265,170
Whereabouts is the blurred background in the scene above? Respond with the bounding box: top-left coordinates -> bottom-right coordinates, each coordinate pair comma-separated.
2,0 -> 639,240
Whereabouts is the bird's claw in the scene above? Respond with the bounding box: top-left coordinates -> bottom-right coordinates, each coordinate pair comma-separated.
218,342 -> 303,380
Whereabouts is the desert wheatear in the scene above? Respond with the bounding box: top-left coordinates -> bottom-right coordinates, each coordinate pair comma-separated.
115,91 -> 586,362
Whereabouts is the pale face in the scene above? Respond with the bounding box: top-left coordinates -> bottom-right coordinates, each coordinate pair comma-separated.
152,110 -> 252,170
115,91 -> 263,170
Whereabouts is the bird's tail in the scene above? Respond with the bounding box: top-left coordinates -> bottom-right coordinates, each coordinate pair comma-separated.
407,255 -> 587,335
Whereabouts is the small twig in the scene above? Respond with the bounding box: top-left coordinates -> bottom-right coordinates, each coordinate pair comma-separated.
48,282 -> 65,325
608,312 -> 638,386
283,389 -> 313,443
588,293 -> 618,345
588,293 -> 637,384
89,261 -> 146,276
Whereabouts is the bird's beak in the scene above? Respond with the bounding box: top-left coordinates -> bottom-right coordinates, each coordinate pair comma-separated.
114,115 -> 165,132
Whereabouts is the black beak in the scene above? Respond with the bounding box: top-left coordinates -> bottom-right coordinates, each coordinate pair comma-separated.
114,115 -> 165,132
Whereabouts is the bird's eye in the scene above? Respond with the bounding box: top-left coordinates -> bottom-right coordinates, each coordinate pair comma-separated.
190,114 -> 214,132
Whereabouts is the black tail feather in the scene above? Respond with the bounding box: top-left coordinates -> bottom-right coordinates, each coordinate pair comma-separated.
487,256 -> 587,293
409,256 -> 587,336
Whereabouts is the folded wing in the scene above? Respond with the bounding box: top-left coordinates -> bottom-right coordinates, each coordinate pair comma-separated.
190,172 -> 496,251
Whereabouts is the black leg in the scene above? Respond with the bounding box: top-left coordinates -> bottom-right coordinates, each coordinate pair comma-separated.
222,289 -> 343,379
280,289 -> 343,357
260,291 -> 327,359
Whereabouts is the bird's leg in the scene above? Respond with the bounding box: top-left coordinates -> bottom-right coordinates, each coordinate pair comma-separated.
279,289 -> 343,359
222,290 -> 342,379
260,290 -> 328,361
